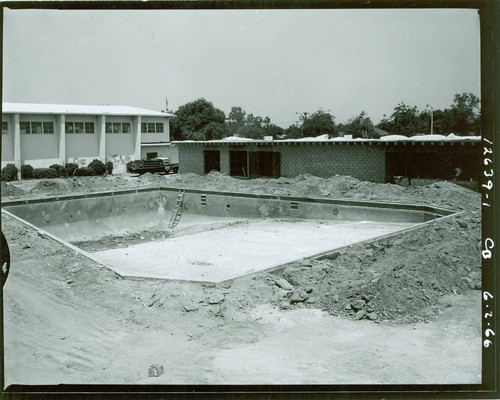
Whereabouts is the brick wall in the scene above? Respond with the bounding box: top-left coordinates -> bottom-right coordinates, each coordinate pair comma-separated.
280,144 -> 385,182
178,145 -> 205,174
178,143 -> 386,182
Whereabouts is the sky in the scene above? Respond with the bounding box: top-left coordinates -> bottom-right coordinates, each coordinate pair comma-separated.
2,8 -> 480,128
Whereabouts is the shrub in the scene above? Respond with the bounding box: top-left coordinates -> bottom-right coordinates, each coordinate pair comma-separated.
106,161 -> 114,175
49,164 -> 67,178
65,163 -> 79,177
88,159 -> 107,176
1,164 -> 18,182
32,168 -> 58,179
74,167 -> 96,176
21,164 -> 34,180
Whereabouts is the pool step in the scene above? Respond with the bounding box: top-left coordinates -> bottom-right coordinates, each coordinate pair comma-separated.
168,190 -> 185,228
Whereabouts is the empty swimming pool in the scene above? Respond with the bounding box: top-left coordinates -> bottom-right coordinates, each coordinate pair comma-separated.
2,188 -> 458,282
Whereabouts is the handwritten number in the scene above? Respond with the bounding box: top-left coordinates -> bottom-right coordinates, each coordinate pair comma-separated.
485,329 -> 495,337
484,339 -> 492,348
483,147 -> 493,155
482,180 -> 493,190
484,158 -> 492,165
485,312 -> 493,318
484,169 -> 494,177
483,291 -> 493,301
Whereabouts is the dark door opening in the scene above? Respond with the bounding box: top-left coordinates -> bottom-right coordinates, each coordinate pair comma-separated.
146,152 -> 158,159
204,150 -> 221,174
230,151 -> 248,177
230,150 -> 281,179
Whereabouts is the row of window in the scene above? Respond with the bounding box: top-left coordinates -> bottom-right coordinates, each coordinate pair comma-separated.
20,121 -> 54,134
141,122 -> 164,133
3,121 -> 165,135
105,122 -> 131,134
66,122 -> 95,134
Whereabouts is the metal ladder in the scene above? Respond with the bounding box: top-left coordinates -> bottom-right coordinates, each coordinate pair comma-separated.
168,190 -> 185,228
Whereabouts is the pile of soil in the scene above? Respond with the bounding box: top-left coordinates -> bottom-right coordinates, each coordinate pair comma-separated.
268,212 -> 480,323
1,181 -> 26,198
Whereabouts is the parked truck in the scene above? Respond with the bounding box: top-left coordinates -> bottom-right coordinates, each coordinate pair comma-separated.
127,157 -> 178,175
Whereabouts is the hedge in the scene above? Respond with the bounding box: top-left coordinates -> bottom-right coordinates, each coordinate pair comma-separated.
65,163 -> 79,177
106,161 -> 113,175
49,164 -> 67,178
32,168 -> 59,179
88,159 -> 107,176
21,165 -> 34,180
74,167 -> 96,176
1,164 -> 18,182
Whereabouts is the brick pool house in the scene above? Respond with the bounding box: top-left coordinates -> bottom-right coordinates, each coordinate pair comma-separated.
175,135 -> 481,186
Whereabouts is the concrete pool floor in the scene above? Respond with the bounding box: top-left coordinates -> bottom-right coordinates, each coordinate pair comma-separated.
94,217 -> 415,282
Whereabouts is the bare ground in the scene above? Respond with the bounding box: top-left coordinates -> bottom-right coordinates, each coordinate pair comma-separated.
1,173 -> 482,385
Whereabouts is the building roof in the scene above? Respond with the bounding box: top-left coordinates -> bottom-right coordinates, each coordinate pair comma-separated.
2,102 -> 174,117
174,133 -> 481,145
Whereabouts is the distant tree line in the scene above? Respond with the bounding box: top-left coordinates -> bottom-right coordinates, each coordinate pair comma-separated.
169,93 -> 480,141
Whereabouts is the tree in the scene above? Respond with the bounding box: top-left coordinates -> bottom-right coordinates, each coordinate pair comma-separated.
299,109 -> 337,137
227,106 -> 246,136
264,123 -> 285,138
170,98 -> 227,141
389,102 -> 427,136
445,92 -> 480,135
343,111 -> 376,138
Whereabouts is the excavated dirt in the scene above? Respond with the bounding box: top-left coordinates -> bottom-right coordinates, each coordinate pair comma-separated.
1,172 -> 482,385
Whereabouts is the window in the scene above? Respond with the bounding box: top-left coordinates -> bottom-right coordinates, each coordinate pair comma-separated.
66,121 -> 95,134
146,152 -> 158,159
2,121 -> 8,134
65,122 -> 75,134
74,122 -> 84,134
20,121 -> 53,134
106,122 -> 131,134
43,122 -> 54,134
20,122 -> 31,134
141,122 -> 164,133
85,122 -> 94,133
31,122 -> 42,134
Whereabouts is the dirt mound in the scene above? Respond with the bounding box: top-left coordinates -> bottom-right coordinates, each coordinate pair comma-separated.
1,182 -> 26,198
270,206 -> 481,323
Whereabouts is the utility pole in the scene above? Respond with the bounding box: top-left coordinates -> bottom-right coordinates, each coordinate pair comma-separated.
426,104 -> 434,135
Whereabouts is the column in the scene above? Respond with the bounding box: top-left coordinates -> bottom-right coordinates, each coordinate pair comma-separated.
134,116 -> 141,160
13,114 -> 21,180
98,115 -> 106,162
57,114 -> 66,165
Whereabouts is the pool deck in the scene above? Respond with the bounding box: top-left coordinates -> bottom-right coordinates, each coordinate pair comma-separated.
93,218 -> 415,282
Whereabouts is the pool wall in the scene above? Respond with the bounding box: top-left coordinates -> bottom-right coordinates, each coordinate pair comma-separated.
2,187 -> 455,243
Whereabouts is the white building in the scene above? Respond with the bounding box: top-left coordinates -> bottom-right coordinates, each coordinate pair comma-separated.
1,103 -> 176,175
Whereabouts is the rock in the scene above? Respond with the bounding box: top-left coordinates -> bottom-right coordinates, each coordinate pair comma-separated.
22,244 -> 31,249
280,300 -> 291,310
457,219 -> 469,229
355,310 -> 366,320
290,289 -> 308,303
333,294 -> 340,303
182,302 -> 198,312
208,293 -> 225,304
305,287 -> 313,294
274,278 -> 293,291
351,299 -> 366,310
344,303 -> 352,310
220,280 -> 233,289
66,279 -> 73,284
282,266 -> 302,286
366,312 -> 378,320
300,260 -> 314,268
306,297 -> 316,304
